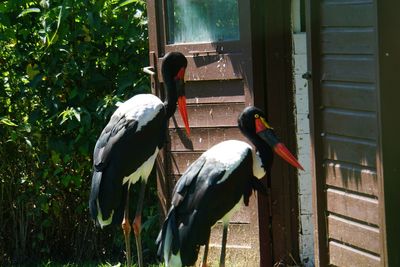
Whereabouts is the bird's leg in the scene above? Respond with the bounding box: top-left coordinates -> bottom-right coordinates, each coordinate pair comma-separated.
201,236 -> 210,267
133,180 -> 146,267
122,193 -> 132,267
219,222 -> 229,267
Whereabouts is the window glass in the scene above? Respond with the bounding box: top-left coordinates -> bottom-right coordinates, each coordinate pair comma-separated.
167,0 -> 240,44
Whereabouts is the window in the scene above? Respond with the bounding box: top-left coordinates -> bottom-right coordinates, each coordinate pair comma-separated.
166,0 -> 240,44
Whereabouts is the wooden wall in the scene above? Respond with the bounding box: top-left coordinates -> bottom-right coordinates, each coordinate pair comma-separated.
307,0 -> 382,266
164,77 -> 261,266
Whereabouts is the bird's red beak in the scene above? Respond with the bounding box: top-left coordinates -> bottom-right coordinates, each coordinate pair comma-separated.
256,117 -> 303,170
175,67 -> 190,136
273,143 -> 304,170
178,95 -> 190,136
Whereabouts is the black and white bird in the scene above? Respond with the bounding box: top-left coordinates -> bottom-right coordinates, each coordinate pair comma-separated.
156,106 -> 303,267
89,52 -> 189,267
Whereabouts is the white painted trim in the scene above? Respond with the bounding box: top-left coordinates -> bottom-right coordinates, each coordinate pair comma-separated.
292,30 -> 315,267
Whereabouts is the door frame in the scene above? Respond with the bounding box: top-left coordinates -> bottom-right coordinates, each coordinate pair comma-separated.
251,0 -> 300,265
375,1 -> 400,266
304,0 -> 328,266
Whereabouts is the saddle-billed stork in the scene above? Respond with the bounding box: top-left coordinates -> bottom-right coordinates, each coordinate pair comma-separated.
156,106 -> 303,267
89,52 -> 189,267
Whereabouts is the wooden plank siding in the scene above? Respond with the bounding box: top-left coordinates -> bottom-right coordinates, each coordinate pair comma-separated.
307,0 -> 383,265
329,241 -> 380,267
170,102 -> 245,129
320,1 -> 374,27
321,82 -> 376,112
326,188 -> 379,226
321,55 -> 375,83
325,161 -> 378,196
328,215 -> 381,254
322,109 -> 377,140
165,77 -> 260,265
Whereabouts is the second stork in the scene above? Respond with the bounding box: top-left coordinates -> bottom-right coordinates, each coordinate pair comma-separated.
156,106 -> 303,267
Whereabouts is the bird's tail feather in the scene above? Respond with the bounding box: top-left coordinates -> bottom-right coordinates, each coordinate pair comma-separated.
89,170 -> 102,220
156,207 -> 179,266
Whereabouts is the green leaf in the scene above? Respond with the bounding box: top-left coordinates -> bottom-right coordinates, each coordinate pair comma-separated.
59,107 -> 81,124
48,6 -> 63,46
51,151 -> 60,164
0,117 -> 17,126
114,0 -> 140,10
25,137 -> 32,147
41,202 -> 49,213
37,232 -> 44,241
26,63 -> 40,80
72,108 -> 81,122
18,8 -> 41,18
61,175 -> 71,187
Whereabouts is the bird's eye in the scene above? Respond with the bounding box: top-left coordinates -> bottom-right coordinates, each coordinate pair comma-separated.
254,114 -> 259,119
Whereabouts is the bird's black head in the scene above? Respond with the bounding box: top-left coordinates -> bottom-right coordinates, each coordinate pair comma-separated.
238,106 -> 273,143
161,52 -> 188,81
161,52 -> 190,135
238,106 -> 304,170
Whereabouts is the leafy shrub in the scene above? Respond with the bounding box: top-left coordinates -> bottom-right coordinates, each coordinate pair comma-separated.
0,0 -> 157,265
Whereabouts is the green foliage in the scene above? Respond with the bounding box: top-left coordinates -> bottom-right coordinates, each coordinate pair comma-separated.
32,261 -> 165,267
0,0 -> 157,265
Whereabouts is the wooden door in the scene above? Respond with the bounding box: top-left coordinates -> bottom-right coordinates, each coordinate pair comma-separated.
306,0 -> 383,266
146,0 -> 260,265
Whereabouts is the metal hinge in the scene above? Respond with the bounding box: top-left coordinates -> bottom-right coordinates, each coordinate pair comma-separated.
302,71 -> 312,80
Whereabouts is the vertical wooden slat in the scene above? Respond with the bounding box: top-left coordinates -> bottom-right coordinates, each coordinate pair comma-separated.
264,0 -> 300,265
375,0 -> 400,265
249,0 -> 273,265
146,0 -> 172,220
305,0 -> 329,265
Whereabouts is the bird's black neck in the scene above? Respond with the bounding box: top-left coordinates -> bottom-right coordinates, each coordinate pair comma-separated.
160,52 -> 187,120
162,73 -> 178,119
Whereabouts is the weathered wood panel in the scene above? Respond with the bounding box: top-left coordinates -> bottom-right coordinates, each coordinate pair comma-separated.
322,108 -> 377,140
321,55 -> 375,83
169,127 -> 246,152
158,53 -> 244,82
329,241 -> 380,267
209,223 -> 255,246
328,214 -> 380,254
323,135 -> 377,167
169,151 -> 203,175
185,80 -> 245,104
170,102 -> 245,128
321,82 -> 376,111
321,2 -> 374,27
309,0 -> 382,265
326,188 -> 379,226
321,28 -> 375,55
197,222 -> 259,267
325,161 -> 378,197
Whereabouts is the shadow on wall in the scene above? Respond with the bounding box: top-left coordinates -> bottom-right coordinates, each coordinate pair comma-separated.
325,135 -> 378,196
